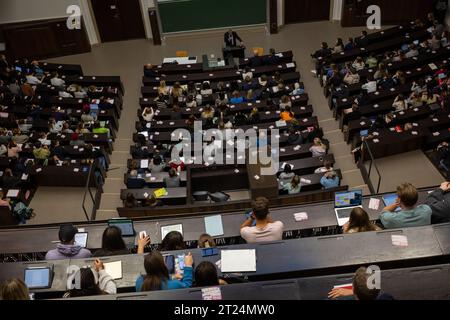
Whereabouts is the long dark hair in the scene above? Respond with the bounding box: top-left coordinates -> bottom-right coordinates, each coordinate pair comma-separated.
347,207 -> 377,232
142,251 -> 169,291
194,261 -> 219,287
101,226 -> 127,252
68,268 -> 105,297
160,231 -> 185,251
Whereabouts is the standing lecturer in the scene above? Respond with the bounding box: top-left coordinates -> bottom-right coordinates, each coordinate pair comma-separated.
224,29 -> 244,47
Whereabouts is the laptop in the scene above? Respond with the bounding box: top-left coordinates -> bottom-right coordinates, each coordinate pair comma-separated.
382,193 -> 401,212
334,189 -> 363,226
108,219 -> 136,249
360,129 -> 369,137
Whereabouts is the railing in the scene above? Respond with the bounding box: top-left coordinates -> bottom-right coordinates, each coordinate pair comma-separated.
81,161 -> 104,221
358,140 -> 382,194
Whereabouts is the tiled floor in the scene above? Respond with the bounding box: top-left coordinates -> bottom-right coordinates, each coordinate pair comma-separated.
28,20 -> 444,223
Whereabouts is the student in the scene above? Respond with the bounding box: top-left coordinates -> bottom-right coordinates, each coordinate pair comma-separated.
287,128 -> 303,145
279,95 -> 292,110
124,193 -> 137,208
94,226 -> 129,257
157,80 -> 169,96
201,105 -> 215,119
160,231 -> 186,251
135,251 -> 193,292
380,183 -> 432,229
142,107 -> 154,122
50,72 -> 65,87
198,233 -> 216,248
365,54 -> 378,69
200,81 -> 213,95
343,208 -> 381,234
242,67 -> 253,81
320,171 -> 340,189
64,260 -> 117,297
344,37 -> 356,51
311,42 -> 332,59
356,30 -> 369,48
279,164 -> 295,188
0,279 -> 30,300
45,224 -> 92,260
314,160 -> 334,174
194,261 -> 227,287
393,94 -> 408,112
229,91 -> 244,104
361,75 -> 377,93
352,56 -> 366,71
425,181 -> 450,224
149,156 -> 165,173
333,38 -> 345,53
280,106 -> 295,121
309,138 -> 327,157
240,197 -> 284,243
282,175 -> 301,195
164,168 -> 181,188
328,267 -> 394,300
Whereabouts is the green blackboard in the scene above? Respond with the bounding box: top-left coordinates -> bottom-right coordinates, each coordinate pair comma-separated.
157,0 -> 267,33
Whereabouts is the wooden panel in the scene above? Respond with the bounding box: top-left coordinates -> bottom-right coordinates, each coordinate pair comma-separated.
269,0 -> 278,34
0,18 -> 91,60
285,0 -> 331,24
341,0 -> 433,27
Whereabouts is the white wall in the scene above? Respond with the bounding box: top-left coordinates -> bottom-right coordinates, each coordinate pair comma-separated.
0,0 -> 99,44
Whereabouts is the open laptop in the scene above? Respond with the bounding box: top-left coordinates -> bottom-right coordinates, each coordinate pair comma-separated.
334,189 -> 363,226
108,219 -> 136,249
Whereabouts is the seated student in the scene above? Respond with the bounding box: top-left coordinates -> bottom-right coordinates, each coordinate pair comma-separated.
279,95 -> 292,110
0,279 -> 30,300
92,121 -> 110,138
373,63 -> 388,80
343,208 -> 381,234
282,175 -> 301,195
356,30 -> 369,48
328,267 -> 394,300
365,53 -> 378,69
45,224 -> 92,260
345,37 -> 356,51
309,138 -> 327,157
314,160 -> 334,174
287,128 -> 303,145
142,194 -> 163,207
229,90 -> 244,104
242,67 -> 253,81
290,82 -> 305,96
425,181 -> 450,224
142,106 -> 154,122
135,251 -> 193,292
160,231 -> 186,251
392,94 -> 408,112
144,64 -> 158,78
311,42 -> 332,59
361,75 -> 377,93
94,226 -> 130,257
194,261 -> 227,287
352,56 -> 366,71
249,49 -> 263,67
124,193 -> 137,208
201,105 -> 215,120
50,72 -> 65,87
332,38 -> 345,54
247,107 -> 260,124
149,156 -> 165,173
240,197 -> 284,243
200,81 -> 213,95
343,68 -> 360,85
198,233 -> 216,248
380,183 -> 432,229
280,106 -> 295,122
63,260 -> 117,297
164,168 -> 181,188
278,164 -> 295,189
320,171 -> 340,189
157,80 -> 169,96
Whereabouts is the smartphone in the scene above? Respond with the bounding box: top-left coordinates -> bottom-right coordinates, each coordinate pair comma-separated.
139,231 -> 147,239
177,254 -> 185,270
244,210 -> 257,227
164,255 -> 175,274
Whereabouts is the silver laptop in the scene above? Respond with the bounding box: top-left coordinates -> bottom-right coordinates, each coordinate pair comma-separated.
334,190 -> 363,226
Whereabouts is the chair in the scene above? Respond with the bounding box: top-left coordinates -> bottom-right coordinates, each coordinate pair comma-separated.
252,47 -> 264,56
176,51 -> 188,57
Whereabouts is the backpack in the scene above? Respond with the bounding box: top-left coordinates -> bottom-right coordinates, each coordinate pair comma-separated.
13,202 -> 34,223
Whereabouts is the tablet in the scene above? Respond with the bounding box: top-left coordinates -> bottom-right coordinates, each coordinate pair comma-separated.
24,267 -> 52,289
382,194 -> 401,212
74,232 -> 88,248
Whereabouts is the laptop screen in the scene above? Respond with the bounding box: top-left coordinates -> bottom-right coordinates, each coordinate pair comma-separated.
24,267 -> 51,289
335,190 -> 363,208
108,219 -> 134,236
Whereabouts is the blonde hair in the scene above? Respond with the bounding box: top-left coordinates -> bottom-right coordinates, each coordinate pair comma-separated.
1,279 -> 30,300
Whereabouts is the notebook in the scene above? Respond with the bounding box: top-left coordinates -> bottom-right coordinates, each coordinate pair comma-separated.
103,261 -> 123,280
161,224 -> 183,239
204,215 -> 224,237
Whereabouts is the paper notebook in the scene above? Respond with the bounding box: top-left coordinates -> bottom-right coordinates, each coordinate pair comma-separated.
103,261 -> 122,280
204,215 -> 224,237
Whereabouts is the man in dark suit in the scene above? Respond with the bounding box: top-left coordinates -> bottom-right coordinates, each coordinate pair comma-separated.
224,29 -> 243,47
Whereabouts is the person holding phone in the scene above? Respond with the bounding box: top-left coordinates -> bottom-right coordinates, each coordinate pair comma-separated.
135,251 -> 193,292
